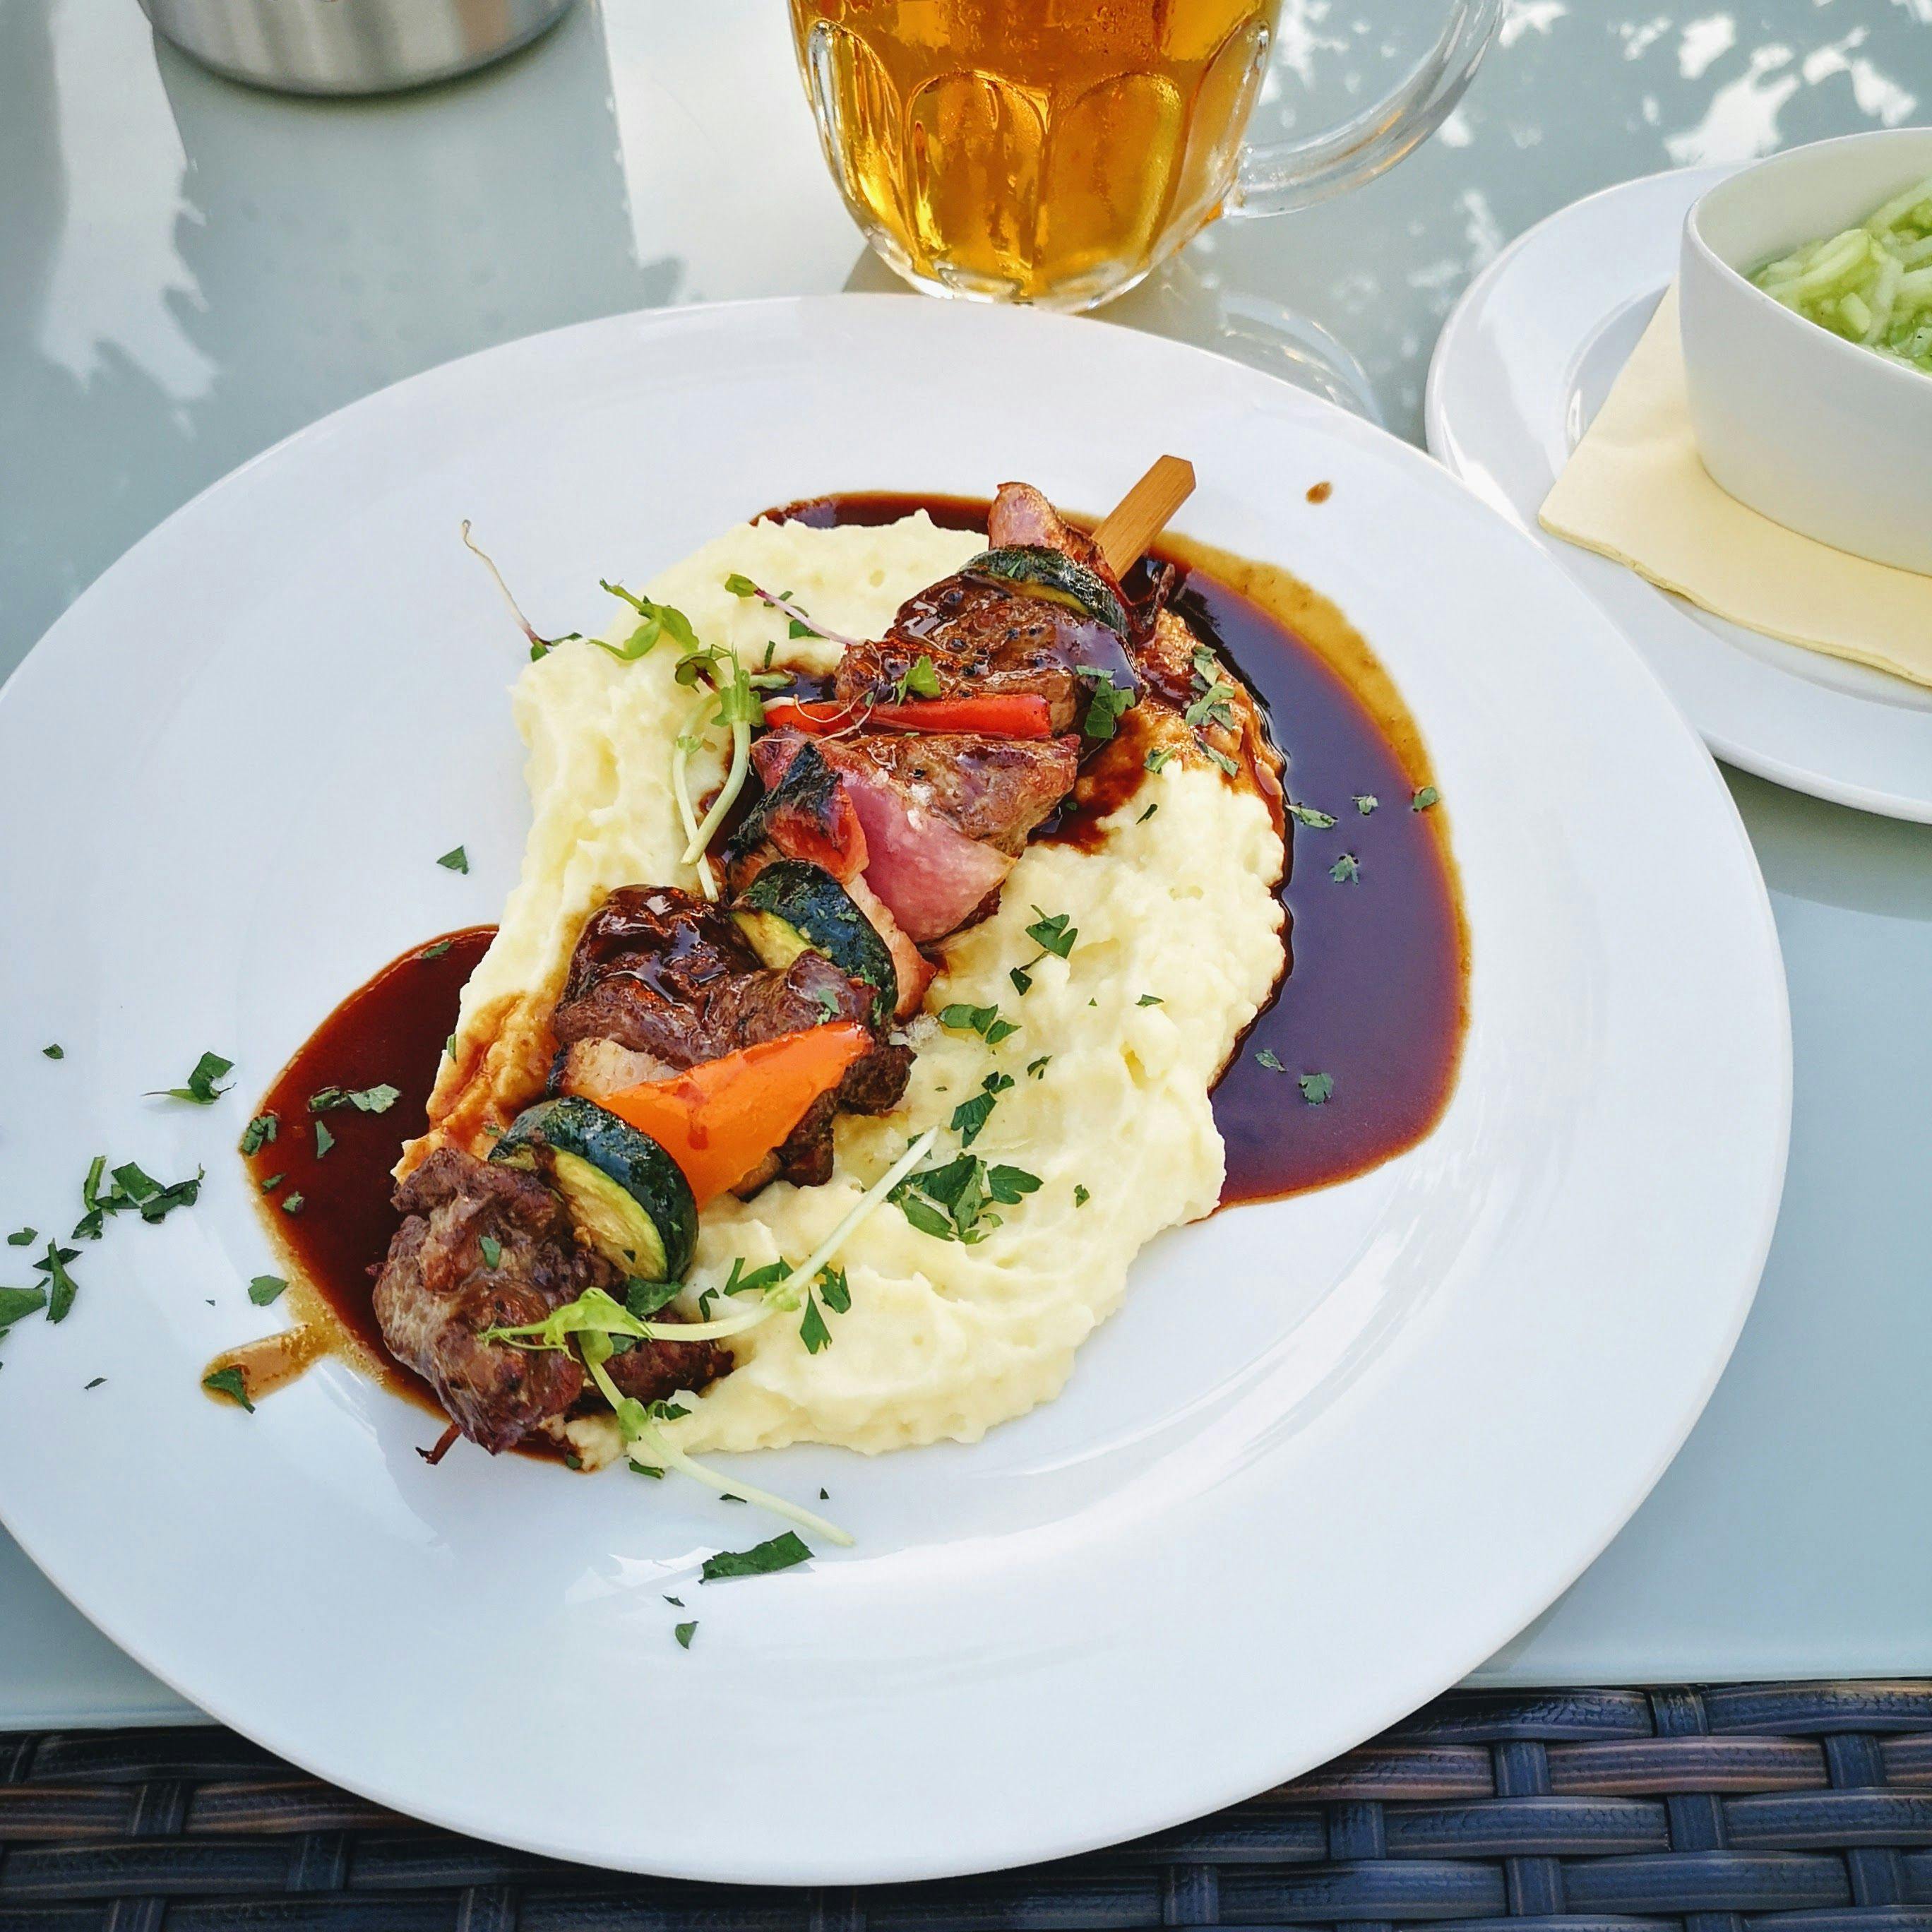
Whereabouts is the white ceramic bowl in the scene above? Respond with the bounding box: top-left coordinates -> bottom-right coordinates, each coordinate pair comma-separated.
1681,126 -> 1932,576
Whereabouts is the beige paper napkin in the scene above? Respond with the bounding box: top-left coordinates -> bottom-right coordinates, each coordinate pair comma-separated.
1539,286 -> 1932,688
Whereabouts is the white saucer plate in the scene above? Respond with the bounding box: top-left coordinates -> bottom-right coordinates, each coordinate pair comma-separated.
1427,163 -> 1932,823
0,297 -> 1787,1883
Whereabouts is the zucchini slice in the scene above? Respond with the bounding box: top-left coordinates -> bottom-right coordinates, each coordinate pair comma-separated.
733,860 -> 898,1025
967,545 -> 1129,635
491,1096 -> 698,1282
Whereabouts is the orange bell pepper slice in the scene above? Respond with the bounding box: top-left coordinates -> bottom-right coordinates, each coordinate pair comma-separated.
596,1023 -> 870,1206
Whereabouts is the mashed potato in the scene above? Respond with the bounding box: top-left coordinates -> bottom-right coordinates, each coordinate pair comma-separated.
420,513 -> 1285,1456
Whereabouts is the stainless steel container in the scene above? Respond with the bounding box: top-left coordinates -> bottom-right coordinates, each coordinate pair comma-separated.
138,0 -> 578,96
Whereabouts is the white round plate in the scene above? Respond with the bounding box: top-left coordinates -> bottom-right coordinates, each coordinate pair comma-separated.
1428,164 -> 1932,823
0,297 -> 1787,1884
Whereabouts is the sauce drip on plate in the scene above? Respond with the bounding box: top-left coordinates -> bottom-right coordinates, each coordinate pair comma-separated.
238,927 -> 494,1411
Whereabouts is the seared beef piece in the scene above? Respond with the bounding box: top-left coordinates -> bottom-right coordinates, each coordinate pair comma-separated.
374,1147 -> 727,1453
602,1330 -> 734,1407
739,730 -> 1015,944
551,886 -> 912,1191
835,731 -> 1079,856
835,575 -> 1138,735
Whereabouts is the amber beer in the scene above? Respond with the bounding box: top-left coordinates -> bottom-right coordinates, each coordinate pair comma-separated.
792,0 -> 1283,310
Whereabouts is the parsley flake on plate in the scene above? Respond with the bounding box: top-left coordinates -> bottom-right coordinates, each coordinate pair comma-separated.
6,1228 -> 34,1248
1412,785 -> 1441,812
1255,1048 -> 1285,1073
41,1044 -> 63,1061
1009,965 -> 1032,996
308,1083 -> 400,1116
1329,852 -> 1361,885
1287,801 -> 1337,830
700,1531 -> 813,1582
155,1051 -> 233,1105
478,1236 -> 503,1269
674,1621 -> 698,1649
436,845 -> 470,873
1074,1185 -> 1091,1208
280,1192 -> 306,1216
948,1072 -> 1014,1148
36,1242 -> 79,1322
1025,909 -> 1077,959
203,1365 -> 254,1412
892,1152 -> 1039,1245
1299,1072 -> 1335,1105
419,939 -> 453,960
0,1287 -> 48,1331
239,1111 -> 278,1156
1354,793 -> 1379,815
312,1119 -> 335,1160
1145,746 -> 1176,775
1136,994 -> 1164,1007
248,1275 -> 287,1307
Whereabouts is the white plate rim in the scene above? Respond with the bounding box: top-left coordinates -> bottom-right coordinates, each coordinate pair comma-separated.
0,294 -> 1790,1883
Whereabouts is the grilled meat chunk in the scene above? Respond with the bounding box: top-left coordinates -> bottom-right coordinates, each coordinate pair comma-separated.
835,573 -> 1138,735
744,730 -> 1019,943
835,731 -> 1079,857
373,1147 -> 727,1453
551,886 -> 912,1191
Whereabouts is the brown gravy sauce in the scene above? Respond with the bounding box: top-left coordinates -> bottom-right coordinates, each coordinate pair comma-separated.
232,491 -> 1467,1400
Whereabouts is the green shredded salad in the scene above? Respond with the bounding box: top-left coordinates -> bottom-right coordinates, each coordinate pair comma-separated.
1750,172 -> 1932,374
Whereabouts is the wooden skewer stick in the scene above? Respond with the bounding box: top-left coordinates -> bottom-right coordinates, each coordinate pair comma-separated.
1090,455 -> 1196,576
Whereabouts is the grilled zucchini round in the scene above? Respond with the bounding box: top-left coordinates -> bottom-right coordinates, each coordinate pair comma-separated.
967,545 -> 1129,635
491,1096 -> 697,1282
733,861 -> 898,1025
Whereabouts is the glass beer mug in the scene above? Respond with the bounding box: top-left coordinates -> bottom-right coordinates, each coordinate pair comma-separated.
792,0 -> 1501,312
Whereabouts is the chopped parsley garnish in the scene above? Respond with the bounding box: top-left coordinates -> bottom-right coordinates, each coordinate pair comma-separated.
1203,744 -> 1240,778
1145,746 -> 1176,775
1074,1185 -> 1091,1208
597,581 -> 700,660
239,1112 -> 278,1156
312,1120 -> 335,1160
1412,785 -> 1441,812
1137,802 -> 1159,823
1255,1048 -> 1285,1073
248,1275 -> 288,1307
892,654 -> 942,702
938,1003 -> 1019,1047
1183,679 -> 1240,735
308,1083 -> 400,1116
1354,794 -> 1379,815
1009,965 -> 1033,996
259,1172 -> 285,1194
1287,801 -> 1337,830
630,1460 -> 665,1479
203,1366 -> 254,1412
6,1228 -> 34,1247
818,1265 -> 851,1314
664,1594 -> 684,1606
1025,909 -> 1077,959
85,1377 -> 105,1391
1136,993 -> 1164,1006
1328,852 -> 1361,885
41,1044 -> 63,1061
155,1051 -> 233,1105
1075,665 -> 1138,742
478,1235 -> 503,1269
74,1159 -> 202,1239
436,845 -> 470,873
1299,1072 -> 1335,1105
280,1192 -> 306,1215
0,1287 -> 48,1330
1025,1056 -> 1051,1080
700,1531 -> 813,1582
891,1151 -> 1039,1245
674,1621 -> 698,1649
419,939 -> 453,960
625,1277 -> 681,1318
799,1294 -> 833,1355
949,1072 -> 1014,1148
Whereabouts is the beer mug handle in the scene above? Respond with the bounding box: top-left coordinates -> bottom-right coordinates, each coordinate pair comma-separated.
1227,0 -> 1504,218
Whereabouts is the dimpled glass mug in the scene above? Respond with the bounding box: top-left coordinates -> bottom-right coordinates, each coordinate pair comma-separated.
792,0 -> 1503,311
